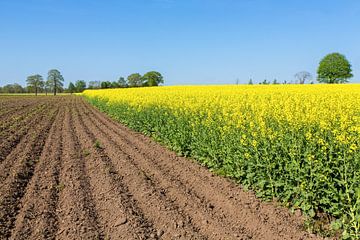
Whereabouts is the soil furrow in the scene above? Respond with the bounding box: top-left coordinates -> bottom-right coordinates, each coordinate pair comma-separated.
0,103 -> 52,162
72,99 -> 158,239
54,101 -> 103,240
77,99 -> 209,239
0,101 -> 47,135
0,107 -> 59,239
0,99 -> 40,122
9,105 -> 65,240
0,107 -> 58,183
0,101 -> 48,132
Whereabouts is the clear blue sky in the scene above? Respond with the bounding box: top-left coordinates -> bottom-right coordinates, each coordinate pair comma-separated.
0,0 -> 359,86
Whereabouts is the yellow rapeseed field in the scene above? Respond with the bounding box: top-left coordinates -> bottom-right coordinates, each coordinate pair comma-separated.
83,84 -> 360,238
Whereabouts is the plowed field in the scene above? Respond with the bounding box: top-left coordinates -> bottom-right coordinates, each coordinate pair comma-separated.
0,96 -> 322,240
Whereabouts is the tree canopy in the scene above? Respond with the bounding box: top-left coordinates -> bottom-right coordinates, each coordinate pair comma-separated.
67,82 -> 76,94
118,77 -> 127,88
26,74 -> 44,95
142,71 -> 164,86
75,80 -> 87,92
127,73 -> 143,87
47,69 -> 64,95
317,53 -> 353,84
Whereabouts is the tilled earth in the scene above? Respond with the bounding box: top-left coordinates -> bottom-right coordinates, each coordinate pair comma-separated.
0,96 -> 322,240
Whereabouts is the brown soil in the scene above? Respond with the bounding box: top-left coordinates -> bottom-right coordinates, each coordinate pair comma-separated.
0,96 -> 326,240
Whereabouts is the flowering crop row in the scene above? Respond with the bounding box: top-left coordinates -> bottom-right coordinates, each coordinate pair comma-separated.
83,85 -> 360,239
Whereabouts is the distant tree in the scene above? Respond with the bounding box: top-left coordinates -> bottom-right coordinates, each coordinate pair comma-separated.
75,80 -> 86,92
47,69 -> 64,95
272,79 -> 279,84
260,79 -> 270,85
44,80 -> 52,95
127,73 -> 143,87
100,81 -> 112,89
317,53 -> 353,84
88,81 -> 101,89
14,84 -> 25,93
2,83 -> 25,93
295,71 -> 312,84
142,71 -> 164,87
67,82 -> 76,94
26,74 -> 44,96
118,77 -> 127,88
111,81 -> 120,88
248,78 -> 253,85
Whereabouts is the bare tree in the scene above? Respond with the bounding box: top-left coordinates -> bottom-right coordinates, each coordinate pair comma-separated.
294,71 -> 312,84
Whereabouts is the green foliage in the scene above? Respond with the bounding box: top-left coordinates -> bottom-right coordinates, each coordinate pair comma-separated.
127,73 -> 143,87
94,139 -> 102,149
317,53 -> 353,84
26,74 -> 44,96
0,84 -> 25,93
55,183 -> 66,191
75,80 -> 87,92
142,71 -> 164,86
260,79 -> 270,85
47,69 -> 64,95
88,81 -> 101,89
118,77 -> 128,88
67,82 -> 76,94
111,81 -> 120,88
44,80 -> 52,95
101,81 -> 112,89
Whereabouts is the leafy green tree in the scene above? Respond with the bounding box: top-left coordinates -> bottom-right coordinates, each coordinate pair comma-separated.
118,77 -> 127,88
248,78 -> 253,85
67,82 -> 76,94
142,71 -> 164,86
26,74 -> 44,96
317,53 -> 353,84
272,79 -> 279,85
100,81 -> 112,89
75,80 -> 86,92
260,79 -> 270,85
44,80 -> 52,95
127,73 -> 143,87
2,83 -> 25,93
88,81 -> 101,89
47,69 -> 64,95
111,81 -> 120,88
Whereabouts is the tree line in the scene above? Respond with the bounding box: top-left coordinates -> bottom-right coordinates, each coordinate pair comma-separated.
0,70 -> 164,95
0,52 -> 354,94
244,53 -> 353,85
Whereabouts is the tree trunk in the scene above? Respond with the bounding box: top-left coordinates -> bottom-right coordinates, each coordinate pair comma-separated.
54,80 -> 57,96
35,87 -> 37,96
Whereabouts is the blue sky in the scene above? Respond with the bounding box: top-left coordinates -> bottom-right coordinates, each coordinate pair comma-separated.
0,0 -> 359,86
